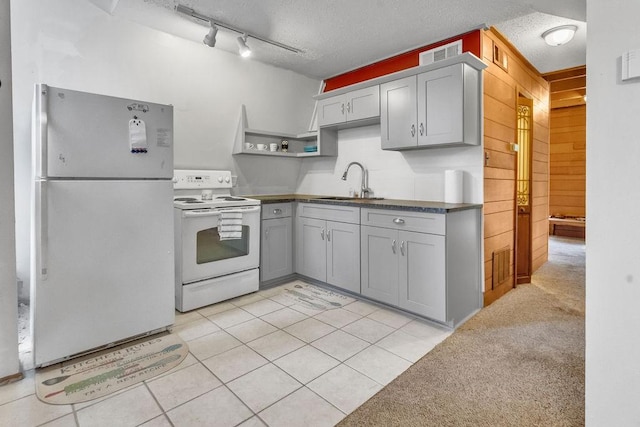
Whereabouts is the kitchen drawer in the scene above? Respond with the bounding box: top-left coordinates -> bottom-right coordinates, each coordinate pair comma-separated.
297,203 -> 360,224
262,203 -> 293,219
361,208 -> 445,235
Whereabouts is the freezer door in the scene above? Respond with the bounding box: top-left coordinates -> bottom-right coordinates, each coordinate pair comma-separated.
31,180 -> 175,366
34,84 -> 173,179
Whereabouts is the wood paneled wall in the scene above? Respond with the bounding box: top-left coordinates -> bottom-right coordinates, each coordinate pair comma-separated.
549,106 -> 586,216
482,28 -> 550,306
544,67 -> 587,218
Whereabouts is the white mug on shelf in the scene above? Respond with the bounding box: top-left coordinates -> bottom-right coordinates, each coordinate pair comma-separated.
244,142 -> 254,150
256,143 -> 267,151
269,143 -> 278,152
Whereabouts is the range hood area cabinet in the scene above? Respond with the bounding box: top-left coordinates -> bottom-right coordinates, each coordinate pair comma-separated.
233,104 -> 337,157
314,52 -> 487,151
381,62 -> 481,150
316,85 -> 380,127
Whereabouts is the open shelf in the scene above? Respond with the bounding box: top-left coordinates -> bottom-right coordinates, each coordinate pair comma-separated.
233,105 -> 336,158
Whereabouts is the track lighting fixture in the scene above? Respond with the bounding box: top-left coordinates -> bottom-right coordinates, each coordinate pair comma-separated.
237,34 -> 252,58
203,21 -> 218,47
176,4 -> 301,57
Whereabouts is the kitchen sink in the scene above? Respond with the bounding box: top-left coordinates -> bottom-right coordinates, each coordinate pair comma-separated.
315,196 -> 384,201
316,196 -> 356,200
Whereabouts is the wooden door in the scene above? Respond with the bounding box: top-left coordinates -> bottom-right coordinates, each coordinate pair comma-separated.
516,96 -> 533,284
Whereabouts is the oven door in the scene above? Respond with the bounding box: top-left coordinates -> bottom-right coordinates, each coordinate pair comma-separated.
180,205 -> 260,284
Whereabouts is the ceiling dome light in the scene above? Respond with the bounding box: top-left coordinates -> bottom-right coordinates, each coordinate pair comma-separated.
203,21 -> 218,47
237,34 -> 252,58
542,25 -> 578,46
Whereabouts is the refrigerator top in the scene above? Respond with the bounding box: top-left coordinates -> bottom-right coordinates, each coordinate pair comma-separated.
33,84 -> 174,180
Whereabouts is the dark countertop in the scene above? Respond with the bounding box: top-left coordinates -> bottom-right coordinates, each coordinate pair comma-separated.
244,194 -> 481,214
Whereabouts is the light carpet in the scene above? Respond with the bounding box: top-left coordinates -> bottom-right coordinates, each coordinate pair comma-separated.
36,333 -> 188,405
339,236 -> 585,426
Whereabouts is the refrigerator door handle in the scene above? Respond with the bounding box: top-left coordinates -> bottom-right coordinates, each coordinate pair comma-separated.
36,84 -> 49,177
36,180 -> 48,281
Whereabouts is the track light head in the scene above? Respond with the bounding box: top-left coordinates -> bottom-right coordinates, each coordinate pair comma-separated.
203,21 -> 218,47
237,34 -> 252,58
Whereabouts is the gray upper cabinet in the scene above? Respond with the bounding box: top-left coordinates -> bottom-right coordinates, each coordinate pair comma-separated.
380,76 -> 417,151
261,203 -> 294,283
381,63 -> 480,150
317,86 -> 380,127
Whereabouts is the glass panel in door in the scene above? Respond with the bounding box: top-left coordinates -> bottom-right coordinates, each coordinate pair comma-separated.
197,226 -> 250,263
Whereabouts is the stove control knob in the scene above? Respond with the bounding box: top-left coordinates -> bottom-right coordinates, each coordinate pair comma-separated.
224,176 -> 231,183
217,176 -> 223,183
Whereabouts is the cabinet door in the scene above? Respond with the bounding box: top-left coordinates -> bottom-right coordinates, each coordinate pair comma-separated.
326,221 -> 360,293
296,217 -> 327,281
261,217 -> 293,282
361,226 -> 399,305
417,64 -> 463,147
346,86 -> 380,122
398,231 -> 446,321
381,76 -> 417,150
317,95 -> 346,127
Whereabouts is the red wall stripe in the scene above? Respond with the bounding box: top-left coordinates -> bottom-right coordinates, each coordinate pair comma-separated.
323,29 -> 482,92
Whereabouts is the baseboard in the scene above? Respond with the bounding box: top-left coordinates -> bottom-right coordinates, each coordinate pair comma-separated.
0,372 -> 24,386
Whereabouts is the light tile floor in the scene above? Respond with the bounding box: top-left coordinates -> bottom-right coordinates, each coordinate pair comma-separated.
0,280 -> 452,427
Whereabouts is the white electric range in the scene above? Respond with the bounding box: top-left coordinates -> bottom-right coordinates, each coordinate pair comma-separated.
173,170 -> 261,312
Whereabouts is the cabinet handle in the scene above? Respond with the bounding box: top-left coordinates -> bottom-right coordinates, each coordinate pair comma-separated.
393,218 -> 405,225
410,124 -> 416,137
341,103 -> 345,115
346,102 -> 351,113
400,240 -> 405,256
327,230 -> 331,241
419,122 -> 424,136
273,208 -> 282,215
392,239 -> 396,254
321,228 -> 325,240
265,229 -> 269,239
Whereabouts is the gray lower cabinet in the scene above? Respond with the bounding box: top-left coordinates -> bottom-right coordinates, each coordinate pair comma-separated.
261,203 -> 293,282
361,207 -> 480,326
296,203 -> 360,293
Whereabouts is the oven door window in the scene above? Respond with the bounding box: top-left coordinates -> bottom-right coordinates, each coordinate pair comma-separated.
196,226 -> 250,264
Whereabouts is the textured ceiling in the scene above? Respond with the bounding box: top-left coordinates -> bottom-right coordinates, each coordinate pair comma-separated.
92,0 -> 586,79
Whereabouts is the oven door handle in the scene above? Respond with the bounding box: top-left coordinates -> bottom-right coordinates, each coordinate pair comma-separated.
182,206 -> 261,218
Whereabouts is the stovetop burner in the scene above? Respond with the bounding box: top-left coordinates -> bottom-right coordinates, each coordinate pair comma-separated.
174,197 -> 197,202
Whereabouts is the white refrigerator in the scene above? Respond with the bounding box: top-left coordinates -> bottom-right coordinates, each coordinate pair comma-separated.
31,84 -> 175,367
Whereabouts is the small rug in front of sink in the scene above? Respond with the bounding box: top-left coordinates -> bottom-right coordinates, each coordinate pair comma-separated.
278,282 -> 356,311
35,333 -> 188,405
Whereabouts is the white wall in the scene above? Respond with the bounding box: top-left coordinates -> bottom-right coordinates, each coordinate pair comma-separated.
0,0 -> 20,378
296,125 -> 483,203
586,1 -> 640,424
11,0 -> 319,296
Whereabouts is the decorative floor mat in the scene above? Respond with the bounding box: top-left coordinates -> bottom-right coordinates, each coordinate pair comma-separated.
278,282 -> 356,311
36,334 -> 188,405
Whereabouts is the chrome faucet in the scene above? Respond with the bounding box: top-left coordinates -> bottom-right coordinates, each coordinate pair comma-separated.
341,161 -> 371,198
